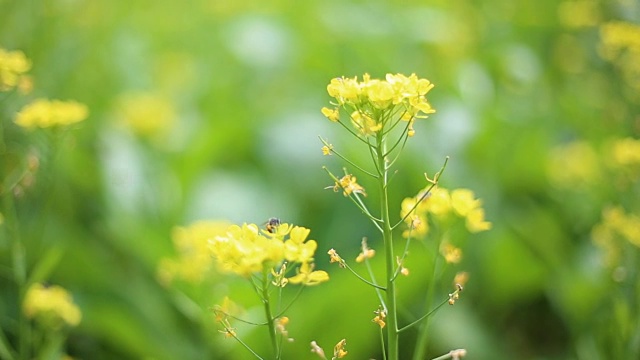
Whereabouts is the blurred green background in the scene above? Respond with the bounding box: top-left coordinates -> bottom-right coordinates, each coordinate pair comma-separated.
1,0 -> 639,359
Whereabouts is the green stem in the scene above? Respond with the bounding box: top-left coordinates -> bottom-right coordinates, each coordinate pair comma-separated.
261,269 -> 279,359
376,133 -> 399,360
412,228 -> 443,360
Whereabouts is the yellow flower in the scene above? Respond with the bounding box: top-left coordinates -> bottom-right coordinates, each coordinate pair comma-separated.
321,107 -> 340,122
454,272 -> 470,288
425,187 -> 451,216
324,73 -> 435,136
451,189 -> 481,217
372,308 -> 386,328
547,141 -> 600,188
465,208 -> 492,233
114,92 -> 176,140
364,78 -> 395,109
333,174 -> 367,197
400,196 -> 429,238
441,243 -> 462,264
23,283 -> 81,328
288,262 -> 329,286
158,221 -> 229,285
209,223 -> 284,277
333,339 -> 348,359
355,243 -> 375,263
350,110 -> 381,136
322,144 -> 333,155
284,226 -> 317,263
15,99 -> 89,129
611,137 -> 640,166
328,248 -> 345,267
327,76 -> 361,104
0,48 -> 31,91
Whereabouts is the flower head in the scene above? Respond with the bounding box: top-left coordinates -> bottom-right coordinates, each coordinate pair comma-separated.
158,221 -> 229,285
322,144 -> 333,155
284,226 -> 317,263
324,73 -> 435,136
0,48 -> 31,92
23,283 -> 81,328
333,339 -> 348,359
372,307 -> 386,328
321,107 -> 340,122
356,238 -> 376,263
288,262 -> 330,286
332,174 -> 366,197
328,248 -> 345,268
209,223 -> 284,277
15,99 -> 88,129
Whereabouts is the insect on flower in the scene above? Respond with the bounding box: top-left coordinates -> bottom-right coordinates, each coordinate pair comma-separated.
265,217 -> 281,233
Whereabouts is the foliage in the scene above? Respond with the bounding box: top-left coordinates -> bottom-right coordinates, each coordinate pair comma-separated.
1,0 -> 639,359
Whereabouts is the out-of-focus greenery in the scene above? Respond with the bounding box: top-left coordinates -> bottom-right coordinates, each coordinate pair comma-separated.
1,0 -> 639,359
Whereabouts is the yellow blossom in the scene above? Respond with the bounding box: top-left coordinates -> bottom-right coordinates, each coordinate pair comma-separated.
327,76 -> 361,104
321,107 -> 340,122
324,73 -> 435,136
288,262 -> 330,286
465,207 -> 492,233
372,308 -> 386,328
558,0 -> 600,28
350,110 -> 381,136
114,92 -> 176,140
441,243 -> 463,264
23,283 -> 81,328
425,187 -> 451,216
213,296 -> 241,323
333,339 -> 348,359
209,223 -> 284,277
356,243 -> 376,263
158,221 -> 229,285
0,48 -> 31,91
333,174 -> 366,197
548,141 -> 600,188
400,197 -> 429,238
364,78 -> 395,109
599,21 -> 640,91
451,189 -> 481,217
275,316 -> 293,341
15,99 -> 89,129
284,226 -> 318,263
328,248 -> 345,267
611,137 -> 640,166
322,144 -> 333,155
454,272 -> 470,288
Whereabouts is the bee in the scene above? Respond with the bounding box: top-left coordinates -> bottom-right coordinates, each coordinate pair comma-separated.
265,217 -> 281,233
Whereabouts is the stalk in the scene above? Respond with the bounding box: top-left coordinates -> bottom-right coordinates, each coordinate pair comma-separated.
261,270 -> 279,359
376,133 -> 399,360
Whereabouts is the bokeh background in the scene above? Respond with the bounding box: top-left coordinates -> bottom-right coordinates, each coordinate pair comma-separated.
1,0 -> 639,359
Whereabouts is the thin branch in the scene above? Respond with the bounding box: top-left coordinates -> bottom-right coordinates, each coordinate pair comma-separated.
319,136 -> 378,178
397,295 -> 450,333
343,261 -> 386,290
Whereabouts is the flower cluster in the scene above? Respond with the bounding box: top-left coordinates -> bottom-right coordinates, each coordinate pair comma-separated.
0,48 -> 32,92
209,222 -> 329,286
321,73 -> 435,137
592,206 -> 640,267
401,187 -> 492,238
158,221 -> 230,285
14,99 -> 89,129
114,92 -> 176,140
23,283 -> 82,328
599,21 -> 640,92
